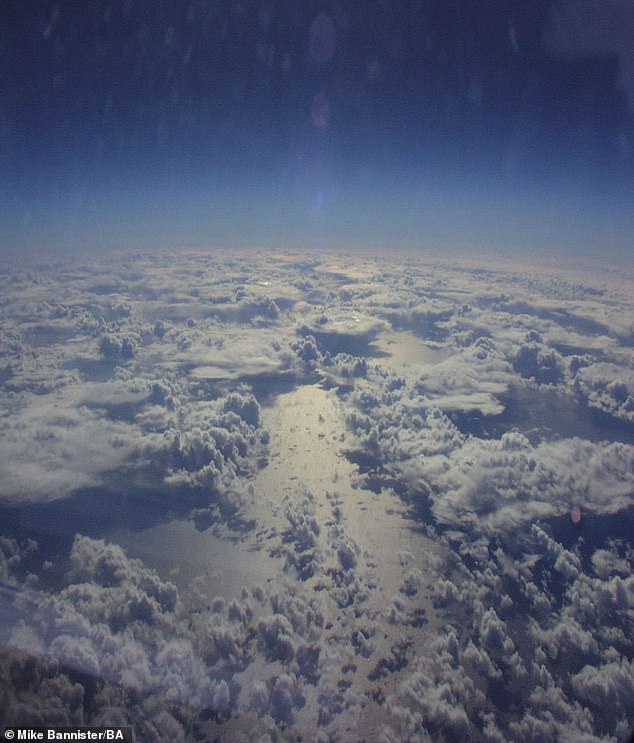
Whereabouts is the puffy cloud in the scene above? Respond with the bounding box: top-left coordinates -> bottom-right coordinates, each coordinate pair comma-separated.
513,335 -> 566,385
269,672 -> 305,725
269,589 -> 324,642
7,537 -> 191,695
282,494 -> 322,579
0,397 -> 141,501
574,362 -> 634,423
530,617 -> 599,665
0,537 -> 23,585
182,328 -> 297,382
298,308 -> 389,341
571,657 -> 634,716
48,635 -> 101,678
248,680 -> 270,717
0,373 -> 267,506
290,334 -> 321,368
321,352 -> 368,381
347,369 -> 634,533
377,484 -> 634,741
414,338 -> 513,415
0,647 -> 86,727
461,640 -> 501,681
591,548 -> 631,580
68,536 -> 178,612
222,391 -> 262,428
258,614 -> 297,662
98,332 -> 137,362
385,632 -> 476,741
479,608 -> 515,658
328,523 -> 359,572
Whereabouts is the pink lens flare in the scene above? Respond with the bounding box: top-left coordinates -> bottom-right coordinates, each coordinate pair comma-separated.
570,506 -> 581,525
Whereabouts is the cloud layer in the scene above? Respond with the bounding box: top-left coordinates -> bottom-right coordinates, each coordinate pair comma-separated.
1,249 -> 633,740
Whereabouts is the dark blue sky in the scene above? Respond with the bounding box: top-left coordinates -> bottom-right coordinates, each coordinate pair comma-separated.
1,0 -> 633,256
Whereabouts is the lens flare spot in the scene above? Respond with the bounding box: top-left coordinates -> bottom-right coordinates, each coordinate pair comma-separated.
309,14 -> 336,66
311,92 -> 330,129
570,506 -> 582,525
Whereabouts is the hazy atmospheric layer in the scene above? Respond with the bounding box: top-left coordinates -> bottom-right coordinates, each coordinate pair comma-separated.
0,249 -> 633,742
4,1 -> 634,257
